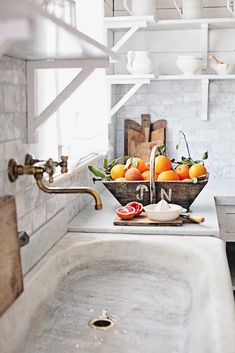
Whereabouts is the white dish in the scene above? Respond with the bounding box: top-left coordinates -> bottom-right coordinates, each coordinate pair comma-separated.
144,203 -> 187,222
176,57 -> 203,75
211,63 -> 235,75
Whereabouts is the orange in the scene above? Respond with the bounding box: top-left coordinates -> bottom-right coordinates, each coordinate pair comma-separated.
115,177 -> 126,182
158,170 -> 180,181
189,164 -> 207,179
130,158 -> 147,173
142,171 -> 150,180
155,155 -> 172,174
145,162 -> 150,171
125,167 -> 144,181
175,164 -> 190,180
110,164 -> 125,180
142,170 -> 159,180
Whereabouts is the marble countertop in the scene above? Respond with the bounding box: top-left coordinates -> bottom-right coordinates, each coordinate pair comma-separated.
68,178 -> 235,238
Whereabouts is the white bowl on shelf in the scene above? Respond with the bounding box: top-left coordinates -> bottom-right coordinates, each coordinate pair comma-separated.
144,204 -> 187,222
211,63 -> 235,75
176,56 -> 203,75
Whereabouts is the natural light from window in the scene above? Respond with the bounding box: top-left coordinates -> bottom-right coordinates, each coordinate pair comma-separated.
32,0 -> 109,166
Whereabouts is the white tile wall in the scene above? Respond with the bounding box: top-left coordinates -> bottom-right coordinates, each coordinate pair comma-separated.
0,56 -> 104,275
114,80 -> 235,179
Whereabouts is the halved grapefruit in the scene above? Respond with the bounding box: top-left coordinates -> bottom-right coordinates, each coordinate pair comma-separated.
126,202 -> 144,217
116,205 -> 135,220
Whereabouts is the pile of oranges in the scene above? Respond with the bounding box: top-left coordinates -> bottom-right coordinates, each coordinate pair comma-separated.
110,155 -> 207,182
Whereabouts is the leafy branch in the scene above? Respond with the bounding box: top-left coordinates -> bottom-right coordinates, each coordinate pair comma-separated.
175,131 -> 208,167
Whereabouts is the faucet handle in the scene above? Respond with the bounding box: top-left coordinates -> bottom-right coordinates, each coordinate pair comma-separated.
25,153 -> 44,166
43,156 -> 68,183
44,158 -> 56,183
59,156 -> 68,174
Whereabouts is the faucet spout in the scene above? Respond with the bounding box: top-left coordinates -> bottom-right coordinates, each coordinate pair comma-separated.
36,176 -> 102,210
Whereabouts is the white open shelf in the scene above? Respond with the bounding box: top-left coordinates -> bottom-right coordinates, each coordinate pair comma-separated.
105,16 -> 235,32
105,15 -> 235,121
106,73 -> 235,121
157,74 -> 235,80
106,74 -> 235,82
0,0 -> 119,61
106,74 -> 155,84
105,15 -> 155,30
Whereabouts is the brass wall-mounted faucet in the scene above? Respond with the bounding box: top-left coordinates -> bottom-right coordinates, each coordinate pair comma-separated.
8,155 -> 102,210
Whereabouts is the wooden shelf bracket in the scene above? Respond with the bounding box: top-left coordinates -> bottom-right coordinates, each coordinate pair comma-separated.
108,75 -> 153,118
26,58 -> 109,143
112,26 -> 140,52
110,82 -> 143,117
105,16 -> 155,52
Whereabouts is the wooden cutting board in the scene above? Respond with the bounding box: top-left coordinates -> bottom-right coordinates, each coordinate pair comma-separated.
114,215 -> 183,227
0,195 -> 23,316
124,114 -> 166,161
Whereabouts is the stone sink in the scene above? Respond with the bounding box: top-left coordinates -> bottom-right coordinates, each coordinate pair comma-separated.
0,233 -> 235,353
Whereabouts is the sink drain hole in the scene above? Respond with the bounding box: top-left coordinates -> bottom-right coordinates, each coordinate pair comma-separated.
88,318 -> 115,330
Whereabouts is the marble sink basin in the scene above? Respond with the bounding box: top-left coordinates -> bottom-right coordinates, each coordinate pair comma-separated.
0,233 -> 235,353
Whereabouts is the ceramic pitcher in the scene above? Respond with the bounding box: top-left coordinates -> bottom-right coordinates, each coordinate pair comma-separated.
174,0 -> 203,19
127,51 -> 154,74
227,0 -> 235,16
123,0 -> 156,16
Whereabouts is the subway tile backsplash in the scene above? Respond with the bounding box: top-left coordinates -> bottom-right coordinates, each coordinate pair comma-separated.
114,80 -> 235,179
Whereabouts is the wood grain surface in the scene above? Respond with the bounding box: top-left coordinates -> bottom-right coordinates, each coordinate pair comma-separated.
0,195 -> 23,316
114,215 -> 183,227
103,178 -> 208,210
124,115 -> 166,161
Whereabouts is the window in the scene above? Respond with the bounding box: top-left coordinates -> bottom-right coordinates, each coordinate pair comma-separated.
31,0 -> 109,166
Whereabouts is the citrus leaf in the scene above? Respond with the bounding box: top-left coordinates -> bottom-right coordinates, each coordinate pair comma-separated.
202,151 -> 208,160
103,158 -> 108,169
159,144 -> 166,153
88,166 -> 107,179
176,143 -> 180,151
108,156 -> 124,170
131,157 -> 138,169
125,158 -> 132,170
